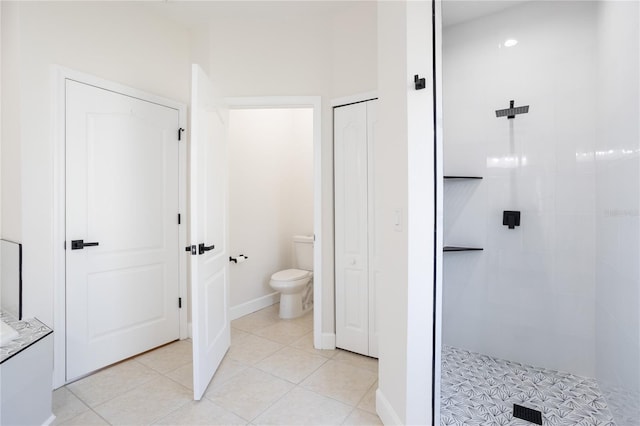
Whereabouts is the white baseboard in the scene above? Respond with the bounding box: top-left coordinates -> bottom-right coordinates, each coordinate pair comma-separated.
229,292 -> 280,321
42,414 -> 56,426
376,388 -> 403,425
321,332 -> 336,350
189,293 -> 279,338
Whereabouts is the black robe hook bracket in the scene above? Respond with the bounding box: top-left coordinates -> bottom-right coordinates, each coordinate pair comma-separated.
414,74 -> 426,90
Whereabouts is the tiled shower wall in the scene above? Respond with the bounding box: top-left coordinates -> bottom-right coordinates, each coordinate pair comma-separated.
595,2 -> 640,425
442,1 -> 598,377
442,2 -> 640,424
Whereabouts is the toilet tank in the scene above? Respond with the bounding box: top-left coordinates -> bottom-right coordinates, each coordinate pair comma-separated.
293,235 -> 314,271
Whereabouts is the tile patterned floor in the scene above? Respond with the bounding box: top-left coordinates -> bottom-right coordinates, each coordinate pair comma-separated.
440,345 -> 617,426
53,305 -> 381,425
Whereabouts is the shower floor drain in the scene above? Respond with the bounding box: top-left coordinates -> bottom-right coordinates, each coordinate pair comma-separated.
513,404 -> 543,425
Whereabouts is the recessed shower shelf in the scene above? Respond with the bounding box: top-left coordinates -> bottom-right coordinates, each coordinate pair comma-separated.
444,176 -> 483,180
443,174 -> 483,252
443,246 -> 484,252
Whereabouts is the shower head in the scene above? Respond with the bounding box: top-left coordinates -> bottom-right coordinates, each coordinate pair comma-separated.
496,100 -> 529,119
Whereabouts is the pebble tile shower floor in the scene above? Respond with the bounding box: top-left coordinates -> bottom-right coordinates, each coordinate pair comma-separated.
440,346 -> 616,426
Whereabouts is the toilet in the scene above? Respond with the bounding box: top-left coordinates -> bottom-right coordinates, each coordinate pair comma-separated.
269,235 -> 314,319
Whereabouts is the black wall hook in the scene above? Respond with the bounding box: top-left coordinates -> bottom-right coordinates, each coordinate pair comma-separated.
414,74 -> 426,90
503,211 -> 521,229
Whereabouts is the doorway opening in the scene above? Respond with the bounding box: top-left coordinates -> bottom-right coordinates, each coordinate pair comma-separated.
226,97 -> 323,349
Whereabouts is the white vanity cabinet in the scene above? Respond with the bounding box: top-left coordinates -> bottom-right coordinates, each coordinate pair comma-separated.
0,314 -> 54,426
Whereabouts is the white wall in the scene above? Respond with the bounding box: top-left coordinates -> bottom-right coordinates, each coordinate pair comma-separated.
376,3 -> 408,421
376,1 -> 435,424
0,1 -> 2,238
595,1 -> 640,424
330,3 -> 378,98
0,1 -> 191,327
0,1 -> 377,342
228,108 -> 313,311
1,2 -> 21,242
442,1 -> 598,376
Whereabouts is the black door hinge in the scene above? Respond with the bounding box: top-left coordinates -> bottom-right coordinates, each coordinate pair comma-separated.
178,297 -> 182,309
178,128 -> 185,141
178,213 -> 181,224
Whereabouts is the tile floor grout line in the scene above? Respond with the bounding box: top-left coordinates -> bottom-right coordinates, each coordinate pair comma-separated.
352,379 -> 378,412
248,383 -> 298,424
91,407 -> 112,426
59,385 -> 93,412
149,384 -> 194,426
255,360 -> 328,387
66,359 -> 163,410
160,361 -> 197,391
340,405 -> 359,426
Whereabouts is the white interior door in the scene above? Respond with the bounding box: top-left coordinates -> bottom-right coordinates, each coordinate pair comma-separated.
66,79 -> 180,381
335,102 -> 369,355
190,64 -> 230,400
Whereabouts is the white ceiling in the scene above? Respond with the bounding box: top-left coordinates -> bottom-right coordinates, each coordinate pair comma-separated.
148,0 -> 528,30
442,0 -> 530,27
147,1 -> 361,28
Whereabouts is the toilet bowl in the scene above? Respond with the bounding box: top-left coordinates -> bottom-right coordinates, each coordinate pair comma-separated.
270,235 -> 314,319
269,269 -> 313,319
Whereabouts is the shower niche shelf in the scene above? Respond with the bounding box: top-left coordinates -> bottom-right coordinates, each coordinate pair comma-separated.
443,174 -> 483,252
443,246 -> 483,252
444,175 -> 483,180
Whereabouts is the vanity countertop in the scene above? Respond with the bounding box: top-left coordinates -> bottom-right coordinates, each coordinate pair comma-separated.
0,311 -> 52,364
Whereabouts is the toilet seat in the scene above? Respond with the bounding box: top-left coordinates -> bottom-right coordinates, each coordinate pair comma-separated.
269,269 -> 313,319
271,269 -> 311,282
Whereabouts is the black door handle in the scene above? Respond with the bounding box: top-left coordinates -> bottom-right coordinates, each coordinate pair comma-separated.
71,240 -> 100,250
198,243 -> 215,255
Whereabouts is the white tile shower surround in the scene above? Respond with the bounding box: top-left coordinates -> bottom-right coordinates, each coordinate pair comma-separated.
441,346 -> 616,426
52,305 -> 381,425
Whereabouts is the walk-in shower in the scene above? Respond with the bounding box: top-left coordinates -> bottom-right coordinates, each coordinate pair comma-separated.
440,1 -> 639,425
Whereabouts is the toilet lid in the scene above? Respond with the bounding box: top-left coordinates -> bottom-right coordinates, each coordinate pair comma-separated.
271,269 -> 310,281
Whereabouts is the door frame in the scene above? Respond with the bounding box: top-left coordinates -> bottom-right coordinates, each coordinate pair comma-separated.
51,66 -> 187,388
225,96 -> 322,349
433,0 -> 444,422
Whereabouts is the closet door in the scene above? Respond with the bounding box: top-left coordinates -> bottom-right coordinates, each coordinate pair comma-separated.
335,102 -> 369,355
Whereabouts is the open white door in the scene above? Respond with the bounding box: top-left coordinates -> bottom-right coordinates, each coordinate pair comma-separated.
190,64 -> 230,400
